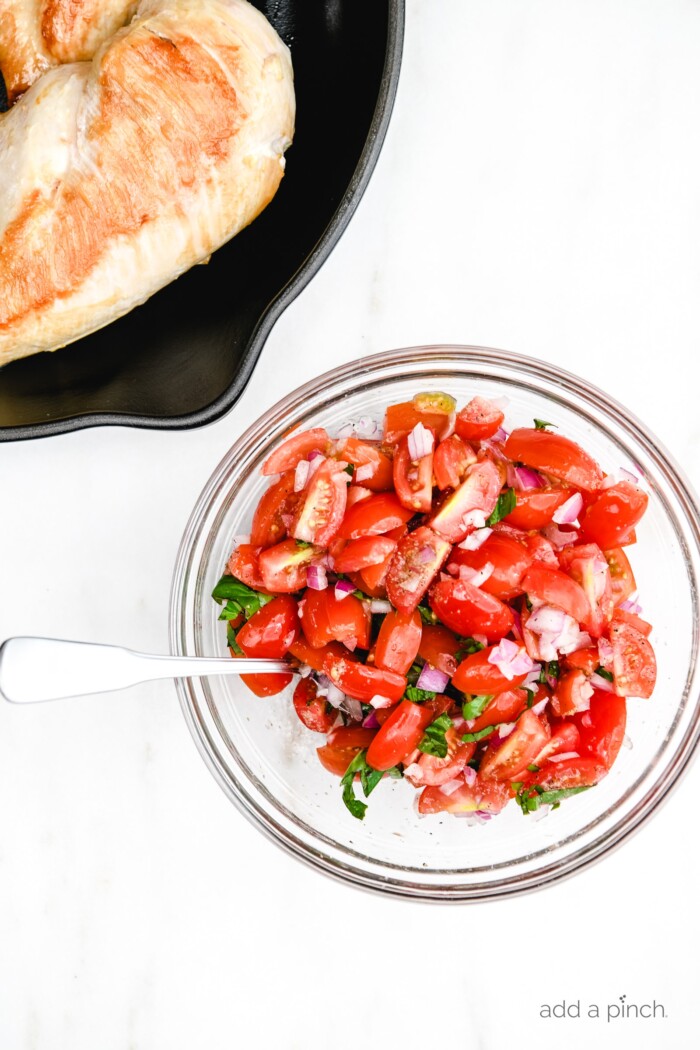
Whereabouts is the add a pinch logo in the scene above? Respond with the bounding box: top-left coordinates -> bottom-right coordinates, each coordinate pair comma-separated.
539,996 -> 667,1022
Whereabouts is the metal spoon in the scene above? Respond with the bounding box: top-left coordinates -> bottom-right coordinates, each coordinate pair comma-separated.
0,636 -> 292,704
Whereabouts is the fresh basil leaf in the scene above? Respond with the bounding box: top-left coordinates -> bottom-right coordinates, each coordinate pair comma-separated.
218,600 -> 243,621
595,666 -> 614,682
461,694 -> 493,720
211,576 -> 273,619
534,419 -> 557,430
526,763 -> 540,773
344,463 -> 355,476
486,487 -> 516,526
406,685 -> 437,703
339,750 -> 398,820
295,539 -> 313,549
522,687 -> 536,709
536,785 -> 591,807
538,659 -> 560,683
417,605 -> 438,625
226,624 -> 244,656
455,636 -> 485,660
461,725 -> 498,742
418,713 -> 453,758
406,662 -> 424,686
514,782 -> 591,815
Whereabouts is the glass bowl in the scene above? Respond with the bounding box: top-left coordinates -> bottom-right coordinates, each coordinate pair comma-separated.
169,345 -> 700,901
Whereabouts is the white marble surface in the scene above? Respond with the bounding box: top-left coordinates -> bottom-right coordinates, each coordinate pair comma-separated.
1,1 -> 700,1047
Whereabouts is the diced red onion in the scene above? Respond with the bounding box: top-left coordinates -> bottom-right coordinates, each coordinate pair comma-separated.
407,421 -> 434,461
354,416 -> 381,440
328,683 -> 346,708
619,467 -> 639,484
493,426 -> 509,442
441,411 -> 456,440
597,637 -> 614,666
473,633 -> 488,647
507,464 -> 546,491
622,734 -> 633,750
231,533 -> 251,546
619,598 -> 643,615
545,672 -> 558,689
362,710 -> 380,729
440,778 -> 463,797
575,680 -> 594,712
552,492 -> 583,526
355,464 -> 373,483
480,440 -> 509,463
306,564 -> 328,590
280,512 -> 294,529
474,810 -> 493,821
343,636 -> 357,652
524,666 -> 541,688
307,449 -> 325,463
462,509 -> 487,530
342,698 -> 364,722
490,395 -> 510,411
458,562 -> 495,588
527,605 -> 567,635
463,766 -> 477,787
487,638 -> 536,680
307,454 -> 325,482
543,524 -> 578,549
416,663 -> 450,692
511,610 -> 523,642
369,694 -> 394,709
458,527 -> 493,551
558,629 -> 592,655
298,663 -> 313,679
335,423 -> 355,439
498,721 -> 515,739
404,763 -> 423,783
547,751 -> 580,763
334,579 -> 355,601
589,672 -> 614,693
532,697 -> 549,716
369,599 -> 393,614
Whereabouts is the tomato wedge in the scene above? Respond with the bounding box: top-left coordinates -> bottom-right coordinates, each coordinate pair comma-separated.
339,492 -> 415,539
333,536 -> 397,573
385,526 -> 452,613
504,428 -> 604,491
374,609 -> 422,675
258,539 -> 316,593
479,710 -> 550,781
366,699 -> 435,770
263,428 -> 329,475
418,777 -> 510,815
448,532 -> 533,601
610,621 -> 656,698
384,400 -> 453,443
417,624 -> 461,676
393,437 -> 434,513
226,544 -> 266,590
323,653 -> 406,703
429,460 -> 501,543
550,669 -> 593,717
580,481 -> 648,549
336,437 -> 393,491
521,564 -> 591,625
292,459 -> 350,546
605,547 -> 637,606
408,728 -> 476,786
236,595 -> 299,658
454,397 -> 505,441
250,471 -> 297,548
430,578 -> 514,642
503,487 -> 573,530
433,434 -> 476,490
452,645 -> 529,695
573,690 -> 626,769
468,688 -> 530,733
558,542 -> 613,637
292,678 -> 336,733
300,589 -> 371,649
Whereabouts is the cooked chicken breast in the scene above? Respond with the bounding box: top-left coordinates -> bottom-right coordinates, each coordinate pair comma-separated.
0,0 -> 294,366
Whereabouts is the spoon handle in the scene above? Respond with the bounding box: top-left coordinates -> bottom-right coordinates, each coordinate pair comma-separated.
0,636 -> 291,704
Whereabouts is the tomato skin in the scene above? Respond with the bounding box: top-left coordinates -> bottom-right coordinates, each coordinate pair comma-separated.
430,578 -> 514,642
317,744 -> 360,776
530,721 -> 581,767
433,434 -> 476,490
384,401 -> 452,443
418,777 -> 510,815
550,669 -> 592,718
479,709 -> 550,781
339,493 -> 415,539
521,564 -> 591,625
226,544 -> 266,590
452,645 -> 528,695
528,757 -> 606,791
288,636 -> 346,672
232,651 -> 293,697
562,645 -> 599,674
323,654 -> 406,703
258,539 -> 315,593
580,482 -> 648,549
503,487 -> 573,530
610,621 -> 656,698
573,690 -> 626,769
263,428 -> 329,475
366,699 -> 435,770
504,428 -> 604,491
393,437 -> 434,513
409,728 -> 476,786
385,526 -> 452,613
250,472 -> 296,548
333,536 -> 397,573
558,542 -> 613,638
327,726 -> 377,750
605,547 -> 637,606
292,459 -> 349,547
448,533 -> 533,601
337,438 -> 393,492
468,687 -> 531,733
612,608 -> 652,636
236,595 -> 299,658
417,624 -> 461,676
454,396 -> 505,441
429,460 -> 502,543
374,609 -> 422,675
292,678 -> 336,733
300,589 -> 370,649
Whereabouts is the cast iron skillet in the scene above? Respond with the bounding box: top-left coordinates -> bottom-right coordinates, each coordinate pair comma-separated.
0,0 -> 404,441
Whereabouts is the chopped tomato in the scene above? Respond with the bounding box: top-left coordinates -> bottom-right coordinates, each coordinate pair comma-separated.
258,539 -> 316,593
232,651 -> 293,697
504,428 -> 604,491
374,609 -> 422,675
454,396 -> 505,441
300,589 -> 371,649
292,459 -> 349,546
521,564 -> 590,625
393,437 -> 434,512
366,699 -> 436,770
503,487 -> 574,530
430,578 -> 514,642
327,726 -> 378,750
580,482 -> 648,549
226,544 -> 266,590
610,621 -> 656,698
333,536 -> 397,573
262,428 -> 329,475
339,492 -> 414,539
452,645 -> 529,695
250,472 -> 297,548
448,532 -> 533,601
558,542 -> 613,637
417,624 -> 461,676
528,757 -> 606,791
433,434 -> 476,490
562,645 -> 600,674
317,744 -> 362,776
385,526 -> 452,613
336,437 -> 394,491
429,460 -> 501,543
384,400 -> 453,443
530,721 -> 581,767
323,653 -> 406,703
292,678 -> 336,733
468,688 -> 531,733
550,669 -> 592,718
573,690 -> 626,769
288,635 -> 346,672
605,547 -> 637,606
418,777 -> 510,814
408,728 -> 476,786
611,608 -> 652,636
236,595 -> 299,658
479,710 -> 550,781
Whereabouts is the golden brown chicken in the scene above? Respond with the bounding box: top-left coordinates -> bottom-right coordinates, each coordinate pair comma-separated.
0,0 -> 295,366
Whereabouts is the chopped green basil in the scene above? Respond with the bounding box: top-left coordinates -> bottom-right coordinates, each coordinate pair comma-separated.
406,685 -> 437,703
486,487 -> 516,526
295,539 -> 313,549
340,749 -> 399,820
534,419 -> 557,430
595,666 -> 614,682
344,463 -> 355,476
461,694 -> 493,720
538,659 -> 560,684
418,713 -> 453,758
406,662 -> 423,686
417,604 -> 438,626
211,576 -> 274,620
522,687 -> 536,709
226,624 -> 244,656
455,636 -> 486,660
461,725 -> 498,743
514,782 -> 591,815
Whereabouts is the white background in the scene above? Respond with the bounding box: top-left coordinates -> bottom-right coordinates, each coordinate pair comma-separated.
1,1 -> 699,1047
